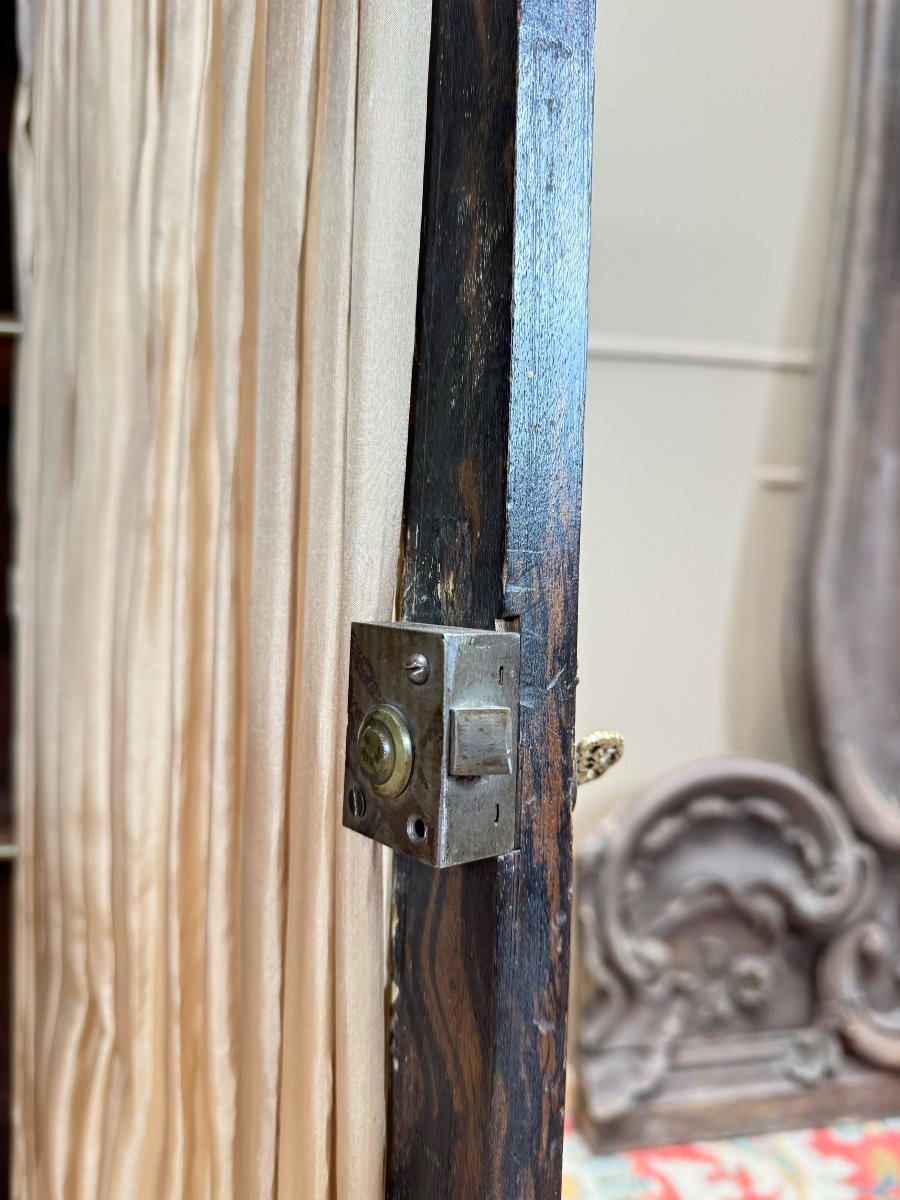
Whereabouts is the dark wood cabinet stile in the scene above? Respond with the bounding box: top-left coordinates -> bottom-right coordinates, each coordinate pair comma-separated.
388,0 -> 596,1196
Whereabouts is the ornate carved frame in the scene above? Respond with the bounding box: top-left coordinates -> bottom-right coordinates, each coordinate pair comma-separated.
576,0 -> 900,1148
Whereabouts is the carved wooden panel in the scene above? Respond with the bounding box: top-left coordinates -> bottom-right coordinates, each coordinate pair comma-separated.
576,0 -> 900,1148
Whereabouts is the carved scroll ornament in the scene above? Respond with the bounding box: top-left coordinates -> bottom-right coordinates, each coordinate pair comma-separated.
578,759 -> 871,1126
794,0 -> 900,1075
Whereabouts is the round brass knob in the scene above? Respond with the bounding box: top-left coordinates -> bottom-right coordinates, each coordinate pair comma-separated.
357,705 -> 413,798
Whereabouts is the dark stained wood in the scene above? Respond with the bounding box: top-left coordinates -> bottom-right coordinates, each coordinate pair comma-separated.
0,0 -> 16,316
388,0 -> 595,1194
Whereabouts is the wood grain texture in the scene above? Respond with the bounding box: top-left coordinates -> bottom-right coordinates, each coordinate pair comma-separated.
388,0 -> 595,1195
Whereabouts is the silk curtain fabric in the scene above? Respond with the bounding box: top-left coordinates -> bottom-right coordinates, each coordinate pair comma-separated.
10,0 -> 430,1194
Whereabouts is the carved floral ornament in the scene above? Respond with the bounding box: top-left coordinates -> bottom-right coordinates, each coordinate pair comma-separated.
577,759 -> 877,1125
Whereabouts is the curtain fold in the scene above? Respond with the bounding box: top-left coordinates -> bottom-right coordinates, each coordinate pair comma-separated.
10,0 -> 431,1194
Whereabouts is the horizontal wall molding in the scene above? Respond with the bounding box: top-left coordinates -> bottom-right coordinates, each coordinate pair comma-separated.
0,321 -> 819,372
754,464 -> 807,491
587,333 -> 816,375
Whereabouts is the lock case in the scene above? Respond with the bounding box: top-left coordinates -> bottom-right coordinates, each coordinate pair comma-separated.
343,621 -> 520,867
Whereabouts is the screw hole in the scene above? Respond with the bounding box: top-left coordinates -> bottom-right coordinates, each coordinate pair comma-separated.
407,814 -> 428,844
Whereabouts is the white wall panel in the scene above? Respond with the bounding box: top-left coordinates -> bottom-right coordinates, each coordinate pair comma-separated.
576,359 -> 812,837
575,2 -> 848,840
589,0 -> 847,349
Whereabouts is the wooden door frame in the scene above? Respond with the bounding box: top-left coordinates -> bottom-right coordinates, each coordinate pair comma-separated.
387,0 -> 596,1195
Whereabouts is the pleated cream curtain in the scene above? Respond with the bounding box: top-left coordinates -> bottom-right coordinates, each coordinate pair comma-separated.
10,0 -> 430,1194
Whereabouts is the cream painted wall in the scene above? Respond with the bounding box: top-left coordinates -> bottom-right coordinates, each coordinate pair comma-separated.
574,1 -> 849,840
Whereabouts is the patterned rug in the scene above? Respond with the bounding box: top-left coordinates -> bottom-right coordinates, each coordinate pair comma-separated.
562,1120 -> 900,1198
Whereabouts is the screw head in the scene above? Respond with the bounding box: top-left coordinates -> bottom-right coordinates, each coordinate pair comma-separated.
348,786 -> 367,819
405,652 -> 430,685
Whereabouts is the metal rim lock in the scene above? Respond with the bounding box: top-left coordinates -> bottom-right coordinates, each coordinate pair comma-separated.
344,622 -> 520,867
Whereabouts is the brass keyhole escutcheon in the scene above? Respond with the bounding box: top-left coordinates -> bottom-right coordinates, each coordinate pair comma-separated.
357,705 -> 414,798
